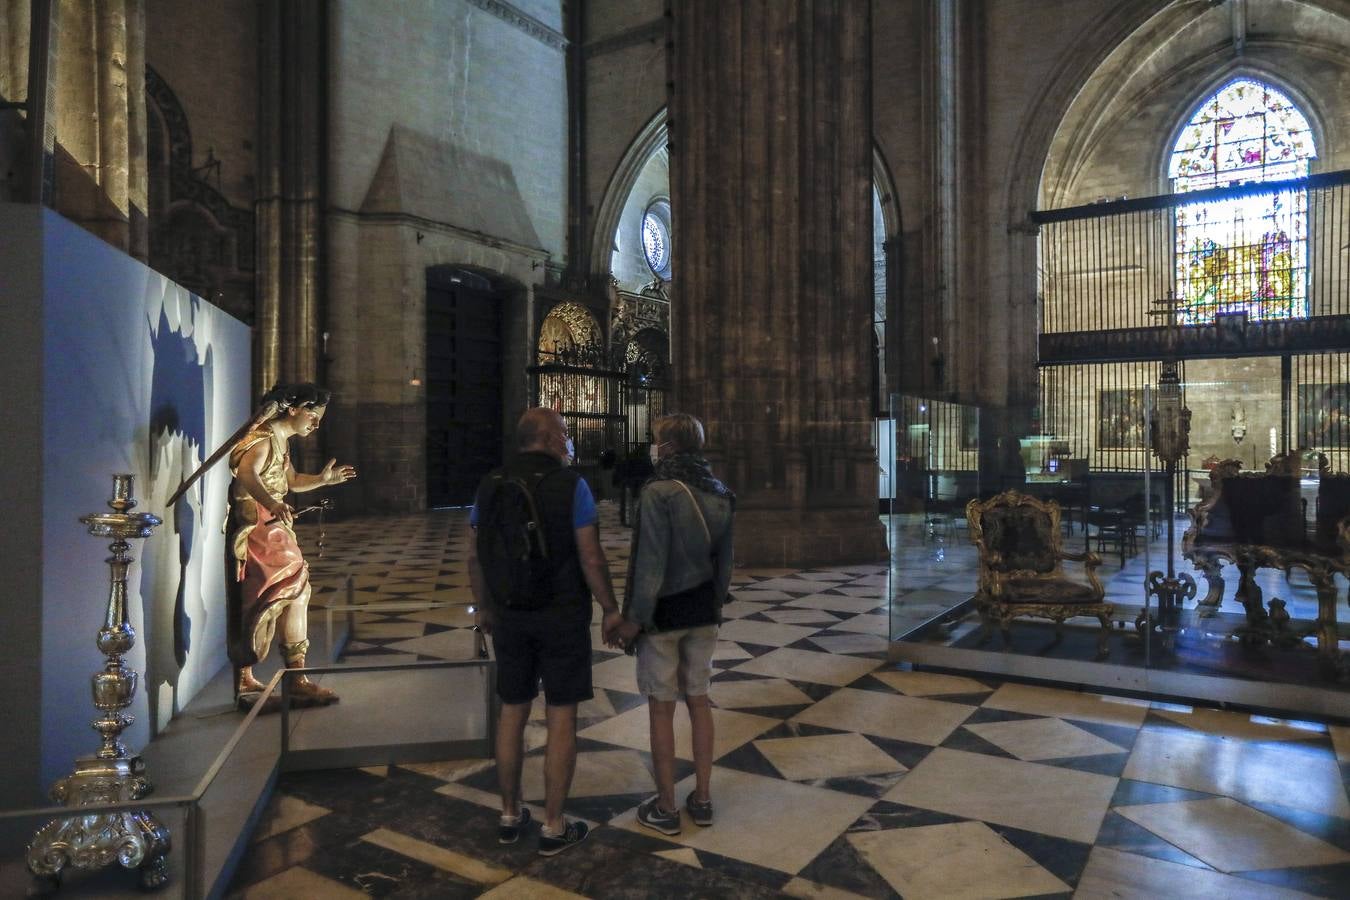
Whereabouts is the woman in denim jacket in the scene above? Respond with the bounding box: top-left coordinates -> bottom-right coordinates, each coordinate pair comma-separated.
610,413 -> 734,835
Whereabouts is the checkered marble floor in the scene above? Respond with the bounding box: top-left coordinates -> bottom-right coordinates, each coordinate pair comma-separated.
230,504 -> 1350,898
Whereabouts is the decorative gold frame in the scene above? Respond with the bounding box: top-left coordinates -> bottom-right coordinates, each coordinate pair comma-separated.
966,491 -> 1114,659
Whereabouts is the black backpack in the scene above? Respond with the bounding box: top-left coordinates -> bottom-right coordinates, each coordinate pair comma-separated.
476,467 -> 557,610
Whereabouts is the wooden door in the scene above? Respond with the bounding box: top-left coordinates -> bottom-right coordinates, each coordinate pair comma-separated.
426,278 -> 502,506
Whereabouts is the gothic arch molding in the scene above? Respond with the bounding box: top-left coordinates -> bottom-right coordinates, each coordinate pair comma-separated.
872,144 -> 901,241
594,106 -> 906,280
1001,0 -> 1178,223
1028,0 -> 1350,213
1153,66 -> 1328,190
589,107 -> 668,282
145,65 -> 255,319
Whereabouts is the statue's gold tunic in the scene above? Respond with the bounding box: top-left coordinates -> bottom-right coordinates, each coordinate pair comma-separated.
224,427 -> 310,667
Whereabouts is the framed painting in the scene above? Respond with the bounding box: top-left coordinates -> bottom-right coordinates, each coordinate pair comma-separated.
1097,388 -> 1147,450
1298,383 -> 1350,448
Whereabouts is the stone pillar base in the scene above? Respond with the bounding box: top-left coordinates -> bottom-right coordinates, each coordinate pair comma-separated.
733,507 -> 888,569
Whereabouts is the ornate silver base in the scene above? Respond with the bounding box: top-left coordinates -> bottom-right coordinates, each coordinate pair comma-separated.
26,755 -> 171,894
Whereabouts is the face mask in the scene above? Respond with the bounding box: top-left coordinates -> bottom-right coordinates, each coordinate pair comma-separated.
565,437 -> 575,463
649,445 -> 661,465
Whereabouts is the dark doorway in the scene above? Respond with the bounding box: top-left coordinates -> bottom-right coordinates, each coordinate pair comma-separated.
426,268 -> 502,507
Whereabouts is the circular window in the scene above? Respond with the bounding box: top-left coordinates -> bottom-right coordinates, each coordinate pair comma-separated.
641,200 -> 672,280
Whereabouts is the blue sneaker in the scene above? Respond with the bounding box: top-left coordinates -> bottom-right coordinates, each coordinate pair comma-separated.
537,819 -> 588,856
498,806 -> 531,844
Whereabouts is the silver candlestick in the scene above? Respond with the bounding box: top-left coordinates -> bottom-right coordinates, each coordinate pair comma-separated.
27,474 -> 172,894
1143,294 -> 1196,652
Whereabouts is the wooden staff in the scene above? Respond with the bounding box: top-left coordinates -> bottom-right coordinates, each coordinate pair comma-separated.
165,401 -> 280,509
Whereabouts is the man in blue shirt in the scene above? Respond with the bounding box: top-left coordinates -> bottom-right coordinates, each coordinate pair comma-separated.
468,407 -> 622,856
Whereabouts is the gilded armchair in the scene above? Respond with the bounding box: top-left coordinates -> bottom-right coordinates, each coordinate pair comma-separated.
966,491 -> 1114,658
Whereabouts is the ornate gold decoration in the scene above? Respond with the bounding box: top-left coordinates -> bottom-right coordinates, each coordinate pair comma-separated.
966,491 -> 1115,659
1264,448 -> 1302,477
537,301 -> 602,363
27,475 -> 172,894
1147,291 -> 1193,468
1184,457 -> 1350,675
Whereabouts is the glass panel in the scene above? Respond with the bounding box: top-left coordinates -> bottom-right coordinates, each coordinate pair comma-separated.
195,698 -> 285,896
1157,364 -> 1350,695
886,370 -> 1350,711
887,393 -> 983,647
0,682 -> 282,898
281,662 -> 495,770
891,396 -> 1136,670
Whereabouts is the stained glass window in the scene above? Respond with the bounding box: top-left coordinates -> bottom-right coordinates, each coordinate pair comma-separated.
1169,78 -> 1316,324
642,199 -> 672,280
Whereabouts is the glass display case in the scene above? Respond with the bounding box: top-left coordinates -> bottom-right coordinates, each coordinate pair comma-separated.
885,376 -> 1350,718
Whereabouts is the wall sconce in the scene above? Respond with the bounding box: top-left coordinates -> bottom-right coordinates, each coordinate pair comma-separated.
408,369 -> 422,387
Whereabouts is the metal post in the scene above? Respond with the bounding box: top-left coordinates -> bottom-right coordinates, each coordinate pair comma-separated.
1281,354 -> 1292,455
280,674 -> 291,762
25,0 -> 58,205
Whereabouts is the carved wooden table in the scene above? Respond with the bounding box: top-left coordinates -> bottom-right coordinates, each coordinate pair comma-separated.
1184,457 -> 1349,677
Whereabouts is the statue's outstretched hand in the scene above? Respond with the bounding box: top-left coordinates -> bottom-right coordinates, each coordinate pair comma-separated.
322,458 -> 358,486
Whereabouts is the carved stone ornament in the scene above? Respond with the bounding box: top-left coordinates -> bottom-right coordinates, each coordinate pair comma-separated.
1231,400 -> 1248,445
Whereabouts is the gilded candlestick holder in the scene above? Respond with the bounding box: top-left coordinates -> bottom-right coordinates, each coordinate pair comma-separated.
27,474 -> 172,894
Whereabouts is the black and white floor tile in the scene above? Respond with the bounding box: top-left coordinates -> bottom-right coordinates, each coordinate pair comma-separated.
229,505 -> 1350,898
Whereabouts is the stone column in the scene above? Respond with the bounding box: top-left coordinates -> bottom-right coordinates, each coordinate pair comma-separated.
47,0 -> 148,259
669,0 -> 886,566
256,0 -> 324,404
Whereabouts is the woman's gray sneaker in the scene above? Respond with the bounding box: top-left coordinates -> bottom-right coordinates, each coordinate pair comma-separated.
637,796 -> 682,835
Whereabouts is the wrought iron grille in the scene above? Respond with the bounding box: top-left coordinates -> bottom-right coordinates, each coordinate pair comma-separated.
1032,171 -> 1350,476
1033,170 -> 1350,363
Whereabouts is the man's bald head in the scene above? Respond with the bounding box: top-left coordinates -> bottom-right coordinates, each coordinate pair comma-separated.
517,407 -> 566,455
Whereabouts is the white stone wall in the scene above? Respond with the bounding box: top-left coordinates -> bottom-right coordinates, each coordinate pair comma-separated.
325,0 -> 565,510
0,205 -> 250,802
329,0 -> 566,257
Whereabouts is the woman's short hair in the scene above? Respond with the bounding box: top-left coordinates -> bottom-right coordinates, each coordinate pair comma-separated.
261,382 -> 332,411
653,413 -> 705,454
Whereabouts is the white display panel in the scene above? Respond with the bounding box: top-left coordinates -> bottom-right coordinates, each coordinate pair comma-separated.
0,205 -> 251,800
